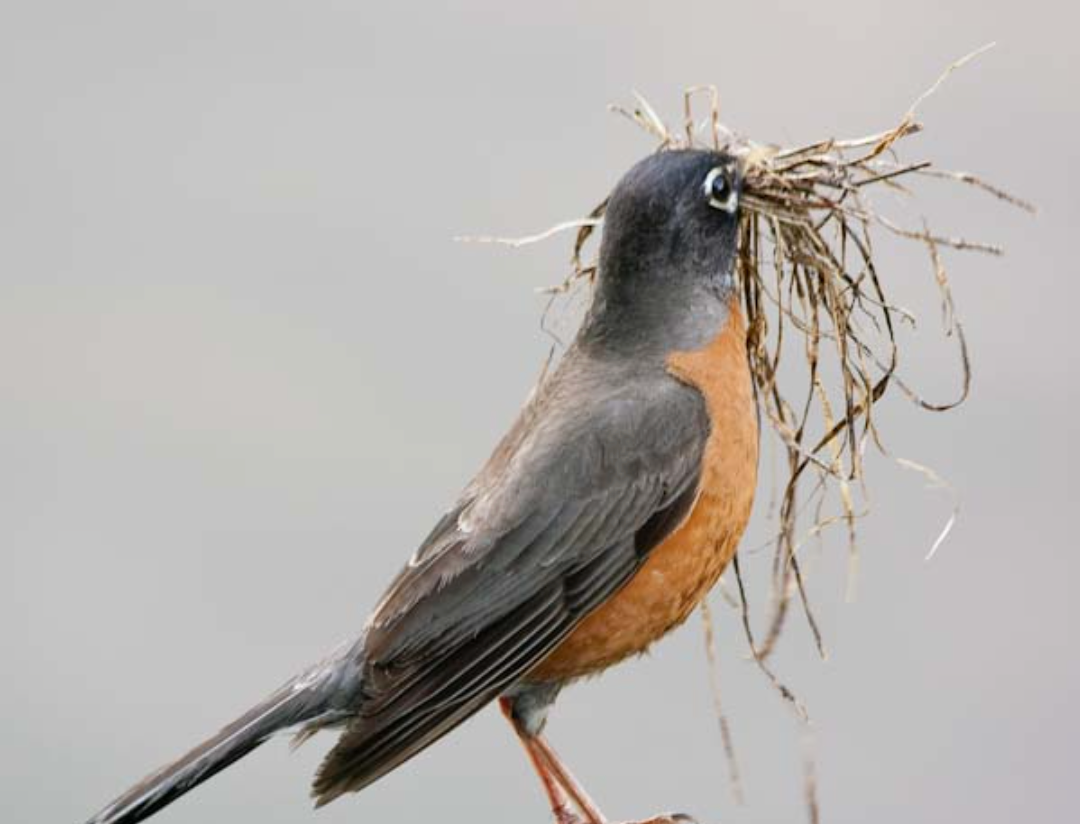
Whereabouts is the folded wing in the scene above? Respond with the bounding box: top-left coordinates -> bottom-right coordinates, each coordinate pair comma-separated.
314,358 -> 709,803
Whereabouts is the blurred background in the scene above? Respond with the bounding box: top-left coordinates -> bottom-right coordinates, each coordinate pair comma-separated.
1,2 -> 1075,823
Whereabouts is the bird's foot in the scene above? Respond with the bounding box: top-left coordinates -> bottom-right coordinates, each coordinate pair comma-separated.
552,802 -> 589,824
564,810 -> 699,824
616,814 -> 699,824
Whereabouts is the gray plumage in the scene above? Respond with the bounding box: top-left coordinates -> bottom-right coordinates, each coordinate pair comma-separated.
82,148 -> 744,824
85,642 -> 365,824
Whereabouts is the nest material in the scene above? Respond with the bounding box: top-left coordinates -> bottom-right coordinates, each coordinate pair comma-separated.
459,47 -> 1032,814
546,55 -> 1033,810
459,45 -> 1033,684
551,48 -> 1034,672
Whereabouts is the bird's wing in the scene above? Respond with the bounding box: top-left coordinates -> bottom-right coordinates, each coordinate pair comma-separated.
313,358 -> 709,803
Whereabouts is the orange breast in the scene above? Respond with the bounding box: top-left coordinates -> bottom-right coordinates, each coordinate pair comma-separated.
529,301 -> 758,682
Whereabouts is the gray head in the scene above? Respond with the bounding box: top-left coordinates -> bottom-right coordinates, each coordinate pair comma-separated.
582,149 -> 744,353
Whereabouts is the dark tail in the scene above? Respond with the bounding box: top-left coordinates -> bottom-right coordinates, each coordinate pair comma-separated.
84,642 -> 364,824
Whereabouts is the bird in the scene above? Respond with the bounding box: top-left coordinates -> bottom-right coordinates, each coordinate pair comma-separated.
84,147 -> 759,824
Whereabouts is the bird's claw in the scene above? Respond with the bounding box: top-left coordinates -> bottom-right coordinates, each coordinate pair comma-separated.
552,803 -> 588,824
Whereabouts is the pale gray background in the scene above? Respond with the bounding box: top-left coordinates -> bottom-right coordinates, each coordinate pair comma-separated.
2,2 -> 1076,823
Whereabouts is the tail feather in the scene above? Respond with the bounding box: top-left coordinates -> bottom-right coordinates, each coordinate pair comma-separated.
85,643 -> 363,824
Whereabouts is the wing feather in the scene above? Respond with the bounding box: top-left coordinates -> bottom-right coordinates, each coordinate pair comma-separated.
314,357 -> 709,802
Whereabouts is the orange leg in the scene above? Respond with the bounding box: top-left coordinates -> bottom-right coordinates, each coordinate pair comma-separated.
500,697 -> 596,824
498,697 -> 698,824
529,734 -> 607,824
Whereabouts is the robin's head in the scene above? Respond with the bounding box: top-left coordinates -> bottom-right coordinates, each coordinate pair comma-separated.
585,149 -> 743,349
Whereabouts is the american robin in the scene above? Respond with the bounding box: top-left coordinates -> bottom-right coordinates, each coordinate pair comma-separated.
85,148 -> 758,824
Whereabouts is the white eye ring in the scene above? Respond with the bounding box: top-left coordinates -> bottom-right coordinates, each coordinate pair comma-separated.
704,166 -> 738,214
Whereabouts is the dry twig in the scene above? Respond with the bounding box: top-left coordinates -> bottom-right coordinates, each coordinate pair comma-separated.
460,46 -> 1031,820
534,46 -> 1029,674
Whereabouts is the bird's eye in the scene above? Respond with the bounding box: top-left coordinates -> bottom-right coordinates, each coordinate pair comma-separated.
703,166 -> 738,214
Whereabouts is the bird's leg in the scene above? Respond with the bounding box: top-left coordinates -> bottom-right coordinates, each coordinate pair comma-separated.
528,734 -> 608,824
515,729 -> 586,824
498,697 -> 699,824
499,697 -> 603,824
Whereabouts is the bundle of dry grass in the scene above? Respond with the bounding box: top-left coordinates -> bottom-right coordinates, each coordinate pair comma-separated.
460,46 -> 1032,816
538,47 -> 1033,676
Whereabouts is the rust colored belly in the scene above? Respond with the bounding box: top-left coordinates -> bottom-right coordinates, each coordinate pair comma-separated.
529,302 -> 758,682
